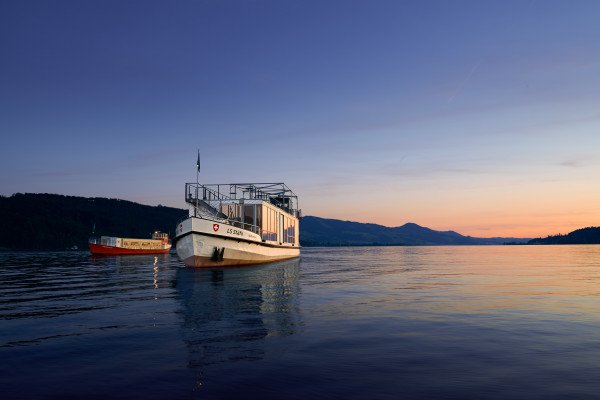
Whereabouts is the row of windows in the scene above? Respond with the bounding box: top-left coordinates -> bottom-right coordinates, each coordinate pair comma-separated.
218,202 -> 296,243
263,206 -> 296,244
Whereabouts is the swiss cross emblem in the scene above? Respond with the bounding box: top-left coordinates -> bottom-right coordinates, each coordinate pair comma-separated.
213,224 -> 219,232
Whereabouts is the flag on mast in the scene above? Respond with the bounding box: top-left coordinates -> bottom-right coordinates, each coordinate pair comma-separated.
196,150 -> 200,173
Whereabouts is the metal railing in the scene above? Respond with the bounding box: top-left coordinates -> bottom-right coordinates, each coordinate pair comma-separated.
177,212 -> 268,239
181,182 -> 301,241
185,182 -> 300,217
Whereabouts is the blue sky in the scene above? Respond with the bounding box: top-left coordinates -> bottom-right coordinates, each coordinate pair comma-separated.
1,0 -> 599,236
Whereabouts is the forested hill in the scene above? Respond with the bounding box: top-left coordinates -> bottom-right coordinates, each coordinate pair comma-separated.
0,193 -> 187,250
528,227 -> 600,245
0,193 -> 533,251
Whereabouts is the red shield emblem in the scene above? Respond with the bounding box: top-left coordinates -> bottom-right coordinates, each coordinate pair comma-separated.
213,224 -> 219,232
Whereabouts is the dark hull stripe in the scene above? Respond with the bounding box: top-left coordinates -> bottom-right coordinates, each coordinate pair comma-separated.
174,230 -> 299,249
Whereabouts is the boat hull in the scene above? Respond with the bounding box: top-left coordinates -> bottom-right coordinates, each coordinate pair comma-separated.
176,231 -> 299,268
89,243 -> 172,255
175,214 -> 300,268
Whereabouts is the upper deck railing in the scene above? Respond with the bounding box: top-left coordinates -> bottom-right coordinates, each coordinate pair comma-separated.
185,182 -> 300,217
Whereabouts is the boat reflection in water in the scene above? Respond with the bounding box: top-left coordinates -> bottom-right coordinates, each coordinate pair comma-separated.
175,258 -> 301,369
89,253 -> 171,268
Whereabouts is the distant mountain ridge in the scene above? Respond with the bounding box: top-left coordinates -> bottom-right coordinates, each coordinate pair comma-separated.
300,216 -> 529,246
0,193 -> 533,250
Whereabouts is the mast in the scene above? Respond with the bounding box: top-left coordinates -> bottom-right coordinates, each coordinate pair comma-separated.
195,150 -> 200,217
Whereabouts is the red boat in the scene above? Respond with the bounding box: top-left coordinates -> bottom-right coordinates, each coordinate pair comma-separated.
89,231 -> 171,255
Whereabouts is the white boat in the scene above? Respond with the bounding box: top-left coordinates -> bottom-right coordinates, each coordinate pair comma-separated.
174,182 -> 300,267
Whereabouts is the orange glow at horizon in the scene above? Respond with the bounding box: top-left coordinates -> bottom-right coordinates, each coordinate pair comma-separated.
312,211 -> 598,239
302,179 -> 600,239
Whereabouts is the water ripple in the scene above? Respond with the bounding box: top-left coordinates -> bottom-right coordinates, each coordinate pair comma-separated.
2,247 -> 600,399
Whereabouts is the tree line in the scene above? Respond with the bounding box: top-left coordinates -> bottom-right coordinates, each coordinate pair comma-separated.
0,193 -> 187,250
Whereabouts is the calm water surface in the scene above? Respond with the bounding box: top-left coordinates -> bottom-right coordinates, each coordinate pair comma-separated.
2,246 -> 600,399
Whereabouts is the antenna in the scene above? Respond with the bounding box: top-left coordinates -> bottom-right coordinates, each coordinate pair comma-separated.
195,150 -> 200,217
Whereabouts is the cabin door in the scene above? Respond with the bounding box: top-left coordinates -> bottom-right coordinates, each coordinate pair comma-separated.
279,214 -> 284,244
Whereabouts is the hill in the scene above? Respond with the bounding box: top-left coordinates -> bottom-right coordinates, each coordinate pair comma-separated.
0,194 -> 531,250
300,216 -> 529,246
528,227 -> 600,245
0,193 -> 187,250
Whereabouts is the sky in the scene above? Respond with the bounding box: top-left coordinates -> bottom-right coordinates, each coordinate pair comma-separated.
1,0 -> 599,238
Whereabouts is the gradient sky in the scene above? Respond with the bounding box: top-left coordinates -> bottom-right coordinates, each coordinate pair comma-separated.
1,0 -> 599,238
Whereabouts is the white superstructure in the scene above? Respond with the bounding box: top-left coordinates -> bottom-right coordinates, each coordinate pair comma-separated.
174,183 -> 300,267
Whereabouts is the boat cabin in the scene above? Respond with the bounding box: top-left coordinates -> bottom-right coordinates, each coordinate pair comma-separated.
151,231 -> 169,243
185,183 -> 300,246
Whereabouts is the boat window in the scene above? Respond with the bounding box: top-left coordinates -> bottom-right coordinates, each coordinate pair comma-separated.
256,206 -> 262,232
260,205 -> 276,241
221,203 -> 240,220
244,205 -> 254,228
281,217 -> 295,244
272,209 -> 277,240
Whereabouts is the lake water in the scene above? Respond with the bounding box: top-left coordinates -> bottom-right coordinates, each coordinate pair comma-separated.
2,246 -> 600,399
